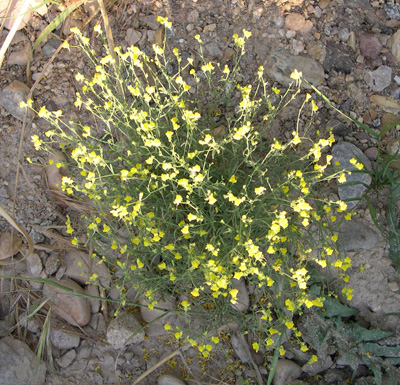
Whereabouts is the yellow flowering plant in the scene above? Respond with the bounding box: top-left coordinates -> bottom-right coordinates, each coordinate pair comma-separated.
28,21 -> 354,357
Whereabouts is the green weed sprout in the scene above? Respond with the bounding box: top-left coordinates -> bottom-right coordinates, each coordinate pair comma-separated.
25,19 -> 354,359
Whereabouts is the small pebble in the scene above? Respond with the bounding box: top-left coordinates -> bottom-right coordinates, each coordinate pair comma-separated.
285,13 -> 306,31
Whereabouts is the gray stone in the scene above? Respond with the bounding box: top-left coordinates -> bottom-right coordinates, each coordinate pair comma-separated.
140,297 -> 176,324
42,277 -> 91,327
364,147 -> 378,161
230,334 -> 252,363
203,23 -> 217,34
338,28 -> 350,43
0,336 -> 46,385
8,45 -> 31,66
85,284 -> 101,313
326,119 -> 351,136
41,38 -> 61,57
264,49 -> 325,89
204,42 -> 223,59
141,15 -> 159,30
56,349 -> 76,368
50,324 -> 80,350
0,81 -> 33,122
359,34 -> 382,59
158,374 -> 186,385
273,359 -> 303,385
19,312 -> 41,333
332,142 -> 372,209
364,65 -> 392,92
323,43 -> 354,74
26,253 -> 42,277
187,9 -> 199,24
384,3 -> 400,20
45,253 -> 60,275
107,311 -> 145,350
337,219 -> 380,252
125,28 -> 141,46
63,250 -> 111,288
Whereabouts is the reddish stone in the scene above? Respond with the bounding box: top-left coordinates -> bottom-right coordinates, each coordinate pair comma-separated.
359,34 -> 382,58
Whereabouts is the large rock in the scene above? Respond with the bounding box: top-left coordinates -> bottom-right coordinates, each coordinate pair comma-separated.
264,49 -> 325,88
332,142 -> 372,209
63,250 -> 111,288
337,219 -> 380,252
42,277 -> 91,327
139,296 -> 176,336
273,359 -> 303,385
0,81 -> 33,122
50,323 -> 80,350
107,311 -> 145,350
0,336 -> 46,385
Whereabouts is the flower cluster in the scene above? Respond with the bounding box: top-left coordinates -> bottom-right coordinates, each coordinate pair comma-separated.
29,22 -> 354,358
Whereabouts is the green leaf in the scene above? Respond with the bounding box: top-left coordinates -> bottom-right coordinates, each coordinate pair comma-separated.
363,357 -> 383,385
362,343 -> 400,358
32,0 -> 84,52
319,296 -> 358,318
342,323 -> 393,343
339,349 -> 360,373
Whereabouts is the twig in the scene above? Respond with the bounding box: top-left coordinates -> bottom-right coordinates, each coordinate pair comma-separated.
132,345 -> 187,384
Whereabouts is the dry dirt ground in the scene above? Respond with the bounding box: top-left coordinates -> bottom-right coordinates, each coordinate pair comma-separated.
1,0 -> 400,384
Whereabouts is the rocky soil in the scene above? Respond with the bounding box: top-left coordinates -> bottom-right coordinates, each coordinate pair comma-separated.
1,0 -> 400,384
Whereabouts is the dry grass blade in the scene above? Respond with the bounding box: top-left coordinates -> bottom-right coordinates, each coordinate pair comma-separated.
0,205 -> 33,265
0,0 -> 32,69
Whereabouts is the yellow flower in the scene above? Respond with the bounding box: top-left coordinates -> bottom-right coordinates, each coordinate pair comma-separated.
61,40 -> 70,50
191,288 -> 200,297
158,262 -> 167,270
175,331 -> 183,339
292,132 -> 301,145
137,259 -> 144,269
254,186 -> 266,195
211,336 -> 219,344
252,342 -> 259,352
285,299 -> 296,311
229,289 -> 238,304
243,29 -> 252,38
229,175 -> 237,183
290,69 -> 302,80
93,24 -> 102,33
